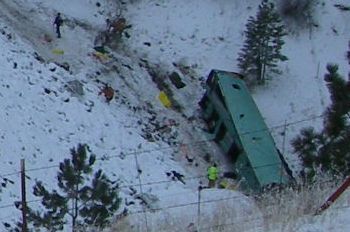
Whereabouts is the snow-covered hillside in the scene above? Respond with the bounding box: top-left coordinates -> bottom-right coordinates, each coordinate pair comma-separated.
124,0 -> 350,174
0,0 -> 349,231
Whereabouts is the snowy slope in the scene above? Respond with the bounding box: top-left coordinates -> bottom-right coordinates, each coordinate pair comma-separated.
0,0 -> 349,231
0,0 -> 238,231
125,0 -> 350,174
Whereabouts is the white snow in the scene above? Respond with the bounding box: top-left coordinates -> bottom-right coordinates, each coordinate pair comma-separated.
0,0 -> 349,231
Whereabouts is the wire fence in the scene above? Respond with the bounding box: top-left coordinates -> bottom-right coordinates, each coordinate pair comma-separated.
0,112 -> 326,180
1,180 -> 349,231
0,112 -> 341,231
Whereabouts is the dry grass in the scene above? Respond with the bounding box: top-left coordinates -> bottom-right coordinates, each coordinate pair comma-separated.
256,177 -> 344,231
106,177 -> 346,232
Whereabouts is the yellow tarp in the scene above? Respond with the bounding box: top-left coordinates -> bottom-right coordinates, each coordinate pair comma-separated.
219,178 -> 239,190
93,51 -> 110,61
159,91 -> 171,108
52,49 -> 64,55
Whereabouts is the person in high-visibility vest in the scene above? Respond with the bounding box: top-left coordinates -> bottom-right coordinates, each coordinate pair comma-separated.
207,163 -> 219,188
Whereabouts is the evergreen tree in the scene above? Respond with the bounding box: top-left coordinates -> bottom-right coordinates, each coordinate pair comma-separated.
237,0 -> 288,84
323,64 -> 350,136
23,144 -> 120,231
292,64 -> 350,179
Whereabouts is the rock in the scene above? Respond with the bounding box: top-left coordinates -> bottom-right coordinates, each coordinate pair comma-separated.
169,71 -> 186,89
66,80 -> 84,96
55,62 -> 70,72
33,52 -> 45,63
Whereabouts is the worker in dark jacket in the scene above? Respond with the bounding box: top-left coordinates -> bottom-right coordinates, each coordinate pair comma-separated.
53,13 -> 63,38
207,163 -> 219,188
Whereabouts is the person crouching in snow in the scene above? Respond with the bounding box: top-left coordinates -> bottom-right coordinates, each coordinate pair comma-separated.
53,12 -> 63,38
99,84 -> 114,103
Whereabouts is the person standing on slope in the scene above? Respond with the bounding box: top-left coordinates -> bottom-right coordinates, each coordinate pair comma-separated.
53,13 -> 63,38
207,163 -> 219,188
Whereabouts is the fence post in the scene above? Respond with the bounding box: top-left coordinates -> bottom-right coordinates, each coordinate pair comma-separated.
21,159 -> 28,232
134,153 -> 149,232
197,187 -> 202,232
280,120 -> 287,184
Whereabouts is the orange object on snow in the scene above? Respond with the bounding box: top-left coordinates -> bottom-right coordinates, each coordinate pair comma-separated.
99,85 -> 114,103
43,34 -> 53,43
109,18 -> 128,34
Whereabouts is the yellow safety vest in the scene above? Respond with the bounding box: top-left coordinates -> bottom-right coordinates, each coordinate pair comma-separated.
207,166 -> 218,181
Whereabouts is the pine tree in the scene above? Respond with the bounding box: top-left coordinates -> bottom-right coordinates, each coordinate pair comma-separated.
237,0 -> 288,84
24,144 -> 120,231
324,64 -> 350,136
322,64 -> 350,173
292,64 -> 350,179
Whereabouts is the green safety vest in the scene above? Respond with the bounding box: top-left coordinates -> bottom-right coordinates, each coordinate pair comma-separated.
207,166 -> 218,180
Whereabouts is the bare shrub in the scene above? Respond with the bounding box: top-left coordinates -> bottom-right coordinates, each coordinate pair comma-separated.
277,0 -> 320,33
108,209 -> 198,232
108,179 -> 348,232
109,190 -> 264,232
199,201 -> 264,232
256,175 -> 343,231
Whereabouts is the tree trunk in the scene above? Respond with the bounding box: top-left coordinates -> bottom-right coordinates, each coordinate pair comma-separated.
74,183 -> 79,232
71,182 -> 79,232
260,39 -> 269,83
261,62 -> 266,84
72,199 -> 76,232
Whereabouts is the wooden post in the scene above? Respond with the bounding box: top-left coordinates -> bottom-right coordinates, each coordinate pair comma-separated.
134,153 -> 149,232
315,176 -> 350,215
197,187 -> 202,232
21,159 -> 27,232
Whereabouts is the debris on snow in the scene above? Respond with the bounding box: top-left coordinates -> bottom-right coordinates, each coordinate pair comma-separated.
135,193 -> 160,210
166,170 -> 186,184
66,80 -> 84,96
